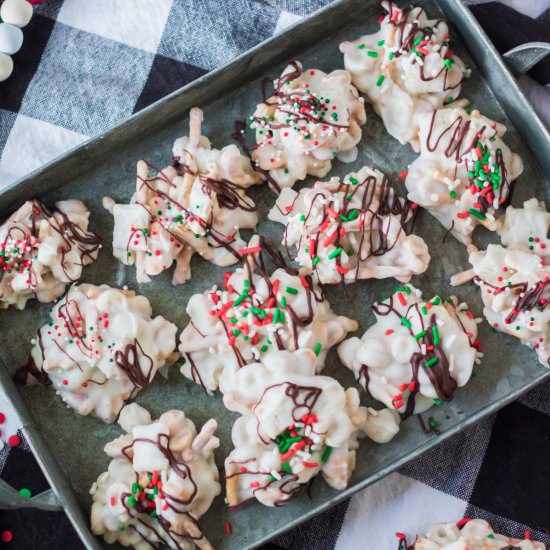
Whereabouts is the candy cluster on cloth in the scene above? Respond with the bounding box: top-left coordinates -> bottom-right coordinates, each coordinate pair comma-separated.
340,1 -> 469,150
268,166 -> 430,284
223,349 -> 399,507
410,518 -> 545,549
90,404 -> 220,550
463,199 -> 550,367
178,236 -> 358,393
405,106 -> 524,244
23,284 -> 178,423
105,107 -> 261,285
0,199 -> 100,310
250,61 -> 366,191
338,284 -> 481,418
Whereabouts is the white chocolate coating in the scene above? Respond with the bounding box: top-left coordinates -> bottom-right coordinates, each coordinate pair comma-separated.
251,61 -> 366,191
223,349 -> 399,507
178,236 -> 358,393
90,404 -> 220,550
413,519 -> 544,549
105,107 -> 261,285
338,284 -> 480,416
405,106 -> 524,244
268,166 -> 430,284
340,2 -> 469,150
0,199 -> 100,310
25,284 -> 178,423
467,199 -> 550,366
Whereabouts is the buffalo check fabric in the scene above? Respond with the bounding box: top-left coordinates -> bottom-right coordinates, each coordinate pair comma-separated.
1,0 -> 550,549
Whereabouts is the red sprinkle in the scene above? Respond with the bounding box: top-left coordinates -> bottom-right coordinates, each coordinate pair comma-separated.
0,412 -> 5,424
385,329 -> 394,336
225,521 -> 232,536
8,435 -> 20,447
395,532 -> 407,540
397,292 -> 407,306
399,171 -> 408,179
525,531 -> 531,540
1,531 -> 13,543
456,518 -> 472,529
238,246 -> 262,255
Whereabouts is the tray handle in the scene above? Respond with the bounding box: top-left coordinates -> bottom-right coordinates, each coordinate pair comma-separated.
503,42 -> 550,76
0,477 -> 63,511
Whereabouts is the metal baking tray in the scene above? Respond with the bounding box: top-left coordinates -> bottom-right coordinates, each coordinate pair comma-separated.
1,1 -> 550,548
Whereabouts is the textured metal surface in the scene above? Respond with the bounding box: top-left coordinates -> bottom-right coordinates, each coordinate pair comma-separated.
0,1 -> 549,549
503,42 -> 550,76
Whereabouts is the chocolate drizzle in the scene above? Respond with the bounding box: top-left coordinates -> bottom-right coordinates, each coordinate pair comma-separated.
382,2 -> 463,92
370,294 -> 472,420
118,432 -> 205,549
276,174 -> 415,283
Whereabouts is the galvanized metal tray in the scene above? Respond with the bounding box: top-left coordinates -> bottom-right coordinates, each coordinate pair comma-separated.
1,1 -> 550,548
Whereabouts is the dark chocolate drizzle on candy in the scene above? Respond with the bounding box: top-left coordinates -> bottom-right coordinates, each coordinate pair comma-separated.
127,156 -> 257,269
382,2 -> 463,92
16,289 -> 156,405
117,431 -> 207,549
184,237 -> 325,391
226,381 -> 324,507
276,173 -> 415,283
367,293 -> 473,421
0,199 -> 100,290
425,110 -> 513,216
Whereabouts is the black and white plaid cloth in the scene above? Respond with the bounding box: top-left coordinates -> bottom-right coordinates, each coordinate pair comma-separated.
1,1 -> 550,549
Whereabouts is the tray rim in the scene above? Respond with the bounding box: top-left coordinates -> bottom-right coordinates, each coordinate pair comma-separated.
1,0 -> 550,548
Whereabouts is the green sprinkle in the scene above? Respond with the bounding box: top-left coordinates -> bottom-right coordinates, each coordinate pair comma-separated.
425,357 -> 439,368
119,525 -> 126,532
261,345 -> 268,353
432,326 -> 440,345
468,208 -> 486,221
285,286 -> 298,295
444,58 -> 453,70
487,534 -> 495,539
281,296 -> 287,307
433,398 -> 442,406
431,296 -> 441,305
128,496 -> 137,507
449,190 -> 457,199
347,209 -> 359,221
312,257 -> 320,266
19,488 -> 31,499
321,446 -> 333,463
314,342 -> 322,356
389,51 -> 394,60
414,330 -> 427,341
328,247 -> 343,260
282,463 -> 292,474
358,43 -> 366,49
376,75 -> 385,87
401,317 -> 412,329
413,36 -> 423,46
131,483 -> 138,494
377,39 -> 385,46
367,51 -> 378,58
300,214 -> 306,221
349,177 -> 358,185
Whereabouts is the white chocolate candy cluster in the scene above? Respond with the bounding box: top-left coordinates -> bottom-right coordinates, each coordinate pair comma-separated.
223,349 -> 399,507
0,0 -> 33,81
412,518 -> 544,549
0,199 -> 100,310
405,106 -> 524,244
268,166 -> 430,284
340,2 -> 469,150
90,403 -> 220,550
105,107 -> 261,285
251,61 -> 366,191
462,199 -> 550,366
178,236 -> 358,393
338,284 -> 481,417
24,284 -> 178,423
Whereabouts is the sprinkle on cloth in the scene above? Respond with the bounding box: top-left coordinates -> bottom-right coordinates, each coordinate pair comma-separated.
408,518 -> 544,549
338,284 -> 482,420
223,349 -> 400,507
17,284 -> 179,423
453,198 -> 550,367
268,165 -> 430,284
404,106 -> 523,245
90,403 -> 220,550
250,60 -> 366,192
340,1 -> 470,151
0,199 -> 100,310
104,107 -> 261,286
178,234 -> 358,393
